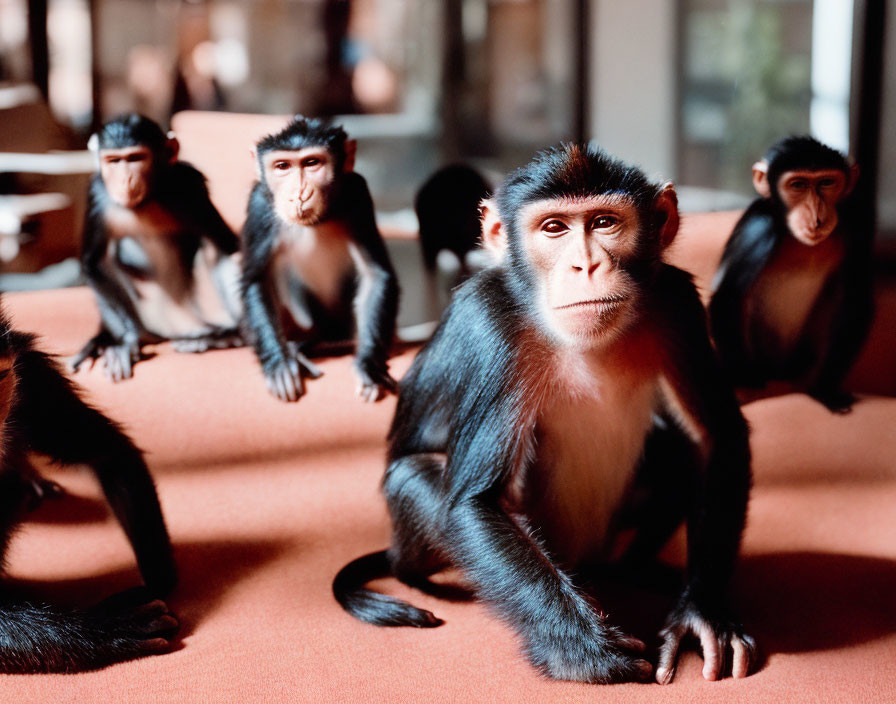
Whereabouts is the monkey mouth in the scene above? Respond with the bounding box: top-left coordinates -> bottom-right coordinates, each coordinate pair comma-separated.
555,296 -> 628,312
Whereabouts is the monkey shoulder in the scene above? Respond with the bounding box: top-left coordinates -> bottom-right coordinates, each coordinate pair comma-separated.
400,268 -> 522,403
722,201 -> 779,267
649,265 -> 715,347
157,162 -> 209,197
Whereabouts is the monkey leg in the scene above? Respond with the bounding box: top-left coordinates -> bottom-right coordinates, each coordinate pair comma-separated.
383,454 -> 452,583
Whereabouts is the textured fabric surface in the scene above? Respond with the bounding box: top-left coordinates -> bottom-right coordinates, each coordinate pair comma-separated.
0,212 -> 894,703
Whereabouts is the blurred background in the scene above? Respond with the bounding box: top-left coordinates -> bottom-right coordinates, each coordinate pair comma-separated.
0,0 -> 892,286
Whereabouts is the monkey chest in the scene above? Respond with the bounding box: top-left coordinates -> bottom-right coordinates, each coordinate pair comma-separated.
748,236 -> 844,356
273,224 -> 357,319
521,365 -> 658,566
104,205 -> 196,278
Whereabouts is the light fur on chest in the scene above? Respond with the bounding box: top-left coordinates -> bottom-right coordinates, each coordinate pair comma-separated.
273,221 -> 360,319
104,201 -> 184,241
518,348 -> 659,566
748,234 -> 844,353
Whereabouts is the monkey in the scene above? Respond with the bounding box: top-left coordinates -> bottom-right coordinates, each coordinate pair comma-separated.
73,113 -> 243,382
0,303 -> 179,672
709,135 -> 873,413
414,164 -> 493,321
333,144 -> 755,685
241,116 -> 399,403
415,164 -> 492,273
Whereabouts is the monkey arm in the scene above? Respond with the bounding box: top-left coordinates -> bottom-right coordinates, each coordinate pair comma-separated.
342,174 -> 400,398
76,189 -> 143,375
807,253 -> 875,411
241,190 -> 321,401
442,491 -> 651,683
655,266 -> 754,682
240,196 -> 289,370
708,205 -> 779,387
165,163 -> 239,255
10,336 -> 177,595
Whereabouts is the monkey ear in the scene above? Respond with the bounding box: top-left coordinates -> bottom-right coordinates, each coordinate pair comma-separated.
250,147 -> 262,180
87,134 -> 100,170
165,132 -> 180,164
845,163 -> 860,196
479,199 -> 507,258
752,160 -> 771,198
343,139 -> 357,173
655,182 -> 679,250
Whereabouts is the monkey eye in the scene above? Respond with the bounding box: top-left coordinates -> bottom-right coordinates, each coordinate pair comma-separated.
819,178 -> 837,188
125,153 -> 147,163
541,220 -> 568,236
302,157 -> 323,168
591,215 -> 619,231
788,179 -> 808,190
272,161 -> 292,172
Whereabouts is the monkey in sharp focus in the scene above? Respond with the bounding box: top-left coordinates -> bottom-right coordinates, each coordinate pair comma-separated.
0,304 -> 178,672
241,116 -> 399,402
74,113 -> 243,382
334,144 -> 755,684
709,135 -> 872,413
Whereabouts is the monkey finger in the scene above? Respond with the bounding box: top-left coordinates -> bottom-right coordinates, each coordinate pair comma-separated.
103,349 -> 120,382
617,636 -> 647,652
697,625 -> 723,681
364,384 -> 384,403
121,350 -> 133,380
278,371 -> 295,402
731,633 -> 756,679
656,627 -> 684,685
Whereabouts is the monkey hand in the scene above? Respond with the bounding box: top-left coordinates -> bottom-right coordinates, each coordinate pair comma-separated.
656,599 -> 755,684
264,348 -> 323,403
87,586 -> 180,662
807,387 -> 856,414
354,357 -> 398,403
101,341 -> 141,382
521,588 -> 653,684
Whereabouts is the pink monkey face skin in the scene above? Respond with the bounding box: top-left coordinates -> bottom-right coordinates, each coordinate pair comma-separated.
262,147 -> 338,226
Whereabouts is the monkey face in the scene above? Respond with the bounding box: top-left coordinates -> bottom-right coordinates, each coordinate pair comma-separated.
519,195 -> 644,349
99,146 -> 155,209
263,147 -> 337,226
776,169 -> 848,246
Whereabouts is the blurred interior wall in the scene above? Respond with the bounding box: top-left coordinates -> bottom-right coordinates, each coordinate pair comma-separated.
588,0 -> 677,181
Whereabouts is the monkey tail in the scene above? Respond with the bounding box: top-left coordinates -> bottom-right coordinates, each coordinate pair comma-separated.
332,551 -> 443,628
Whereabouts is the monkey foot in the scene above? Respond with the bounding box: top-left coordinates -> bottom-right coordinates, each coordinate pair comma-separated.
656,602 -> 755,683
